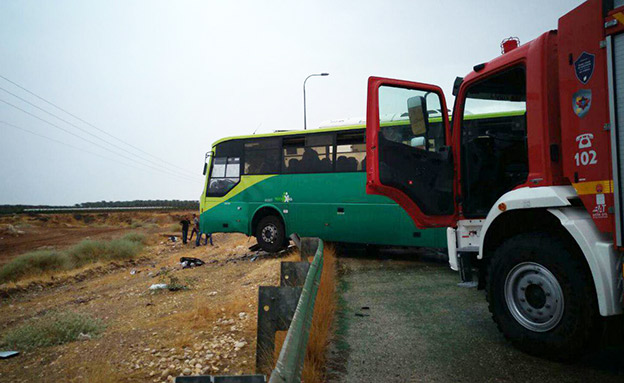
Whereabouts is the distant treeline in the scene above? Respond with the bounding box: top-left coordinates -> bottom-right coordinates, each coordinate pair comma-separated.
0,200 -> 199,215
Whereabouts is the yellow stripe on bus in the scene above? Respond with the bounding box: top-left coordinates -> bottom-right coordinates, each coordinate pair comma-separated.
571,180 -> 613,195
201,175 -> 276,212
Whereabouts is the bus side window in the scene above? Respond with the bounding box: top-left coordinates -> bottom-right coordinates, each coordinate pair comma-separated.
283,134 -> 334,173
283,137 -> 305,174
244,138 -> 281,175
336,131 -> 366,172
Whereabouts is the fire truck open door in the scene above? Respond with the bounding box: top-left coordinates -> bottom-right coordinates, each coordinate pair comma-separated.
365,76 -> 457,229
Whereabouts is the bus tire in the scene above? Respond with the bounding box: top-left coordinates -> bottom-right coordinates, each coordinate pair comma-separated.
255,215 -> 286,253
486,232 -> 598,361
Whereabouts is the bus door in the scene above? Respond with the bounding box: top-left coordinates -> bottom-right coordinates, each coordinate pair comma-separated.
365,77 -> 457,228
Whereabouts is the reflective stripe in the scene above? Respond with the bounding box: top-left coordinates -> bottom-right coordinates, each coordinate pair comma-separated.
571,180 -> 614,195
612,12 -> 624,25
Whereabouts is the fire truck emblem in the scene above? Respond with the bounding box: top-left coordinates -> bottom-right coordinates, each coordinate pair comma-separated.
574,52 -> 595,84
572,89 -> 592,118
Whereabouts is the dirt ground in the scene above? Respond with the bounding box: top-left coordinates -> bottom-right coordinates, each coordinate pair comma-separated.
0,211 -> 188,265
328,248 -> 624,383
0,226 -> 125,264
0,212 -> 296,383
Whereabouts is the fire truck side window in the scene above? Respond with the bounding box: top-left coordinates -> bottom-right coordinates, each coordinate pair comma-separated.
460,66 -> 528,217
377,86 -> 454,216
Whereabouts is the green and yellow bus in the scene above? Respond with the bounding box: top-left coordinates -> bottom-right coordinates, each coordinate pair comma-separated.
199,120 -> 448,252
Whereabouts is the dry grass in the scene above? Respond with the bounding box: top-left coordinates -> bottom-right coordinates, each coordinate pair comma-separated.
0,233 -> 146,284
268,244 -> 338,382
1,310 -> 105,351
302,244 -> 337,382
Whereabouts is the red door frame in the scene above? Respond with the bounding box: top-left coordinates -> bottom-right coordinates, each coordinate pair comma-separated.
365,76 -> 457,228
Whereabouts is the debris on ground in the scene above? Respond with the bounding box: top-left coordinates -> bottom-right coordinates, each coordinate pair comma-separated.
248,244 -> 261,252
180,257 -> 205,269
149,283 -> 168,291
0,351 -> 19,359
77,333 -> 92,341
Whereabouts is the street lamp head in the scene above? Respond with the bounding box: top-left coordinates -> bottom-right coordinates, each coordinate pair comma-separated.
303,72 -> 330,130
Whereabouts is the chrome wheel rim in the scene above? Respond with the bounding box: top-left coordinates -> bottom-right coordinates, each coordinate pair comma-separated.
261,224 -> 278,244
504,262 -> 564,332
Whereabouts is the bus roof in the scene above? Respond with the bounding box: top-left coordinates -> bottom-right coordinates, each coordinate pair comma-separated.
211,123 -> 367,147
211,109 -> 525,147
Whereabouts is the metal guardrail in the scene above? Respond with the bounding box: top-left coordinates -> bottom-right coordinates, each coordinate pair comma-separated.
268,239 -> 324,383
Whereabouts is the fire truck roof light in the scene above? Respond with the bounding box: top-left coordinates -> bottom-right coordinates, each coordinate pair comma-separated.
501,37 -> 520,54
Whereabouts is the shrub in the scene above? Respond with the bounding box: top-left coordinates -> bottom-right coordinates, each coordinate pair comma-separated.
122,232 -> 147,244
0,250 -> 67,283
158,270 -> 192,291
1,311 -> 105,351
0,237 -> 145,284
66,238 -> 142,267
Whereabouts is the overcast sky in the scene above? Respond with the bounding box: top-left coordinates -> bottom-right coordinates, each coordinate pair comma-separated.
0,0 -> 583,205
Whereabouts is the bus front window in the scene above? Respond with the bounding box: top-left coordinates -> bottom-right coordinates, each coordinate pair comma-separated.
207,157 -> 240,197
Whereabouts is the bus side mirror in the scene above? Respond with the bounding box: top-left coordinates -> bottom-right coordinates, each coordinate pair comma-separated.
203,163 -> 207,175
407,96 -> 428,136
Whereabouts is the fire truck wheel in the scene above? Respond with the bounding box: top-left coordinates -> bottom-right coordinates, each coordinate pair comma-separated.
487,232 -> 598,360
255,215 -> 286,253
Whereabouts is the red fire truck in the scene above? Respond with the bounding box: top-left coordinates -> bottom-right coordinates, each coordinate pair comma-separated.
365,0 -> 624,359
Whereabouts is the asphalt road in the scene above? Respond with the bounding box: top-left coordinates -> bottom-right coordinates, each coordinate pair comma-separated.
327,248 -> 624,383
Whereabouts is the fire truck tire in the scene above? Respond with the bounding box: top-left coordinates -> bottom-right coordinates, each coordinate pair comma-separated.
487,232 -> 598,360
255,215 -> 286,253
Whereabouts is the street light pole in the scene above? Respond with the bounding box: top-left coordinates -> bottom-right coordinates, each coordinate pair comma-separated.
303,73 -> 329,130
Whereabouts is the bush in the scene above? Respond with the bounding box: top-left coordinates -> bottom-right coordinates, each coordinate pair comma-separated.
65,238 -> 141,267
122,232 -> 147,244
0,250 -> 67,283
0,236 -> 145,284
1,311 -> 105,351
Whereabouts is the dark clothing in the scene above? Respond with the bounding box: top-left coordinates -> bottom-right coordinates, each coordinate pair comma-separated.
189,228 -> 199,240
180,219 -> 191,244
180,219 -> 190,230
196,232 -> 213,246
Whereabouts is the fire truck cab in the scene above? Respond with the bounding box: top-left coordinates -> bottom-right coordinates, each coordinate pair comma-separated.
365,0 -> 624,359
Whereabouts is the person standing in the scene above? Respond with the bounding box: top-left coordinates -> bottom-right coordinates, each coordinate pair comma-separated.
180,216 -> 191,244
197,231 -> 213,246
189,214 -> 200,242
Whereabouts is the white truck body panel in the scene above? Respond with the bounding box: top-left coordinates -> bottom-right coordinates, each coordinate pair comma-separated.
464,185 -> 622,316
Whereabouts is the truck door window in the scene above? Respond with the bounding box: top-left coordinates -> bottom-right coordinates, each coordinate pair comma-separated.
460,66 -> 528,217
377,86 -> 453,215
207,157 -> 240,197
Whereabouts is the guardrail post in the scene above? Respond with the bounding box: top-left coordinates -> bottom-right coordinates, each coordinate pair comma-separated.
299,237 -> 319,260
280,262 -> 310,287
255,286 -> 303,373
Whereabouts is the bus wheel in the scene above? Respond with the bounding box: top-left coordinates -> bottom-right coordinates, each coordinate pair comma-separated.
255,215 -> 286,253
487,232 -> 598,361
